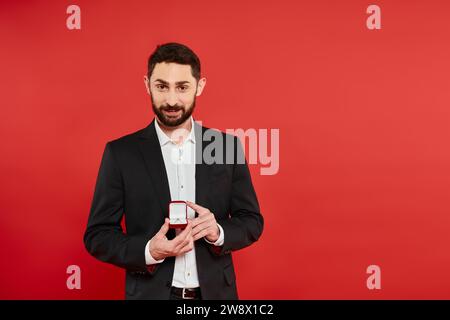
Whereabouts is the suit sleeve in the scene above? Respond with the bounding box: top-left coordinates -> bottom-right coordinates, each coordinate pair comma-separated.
211,136 -> 264,256
83,142 -> 151,272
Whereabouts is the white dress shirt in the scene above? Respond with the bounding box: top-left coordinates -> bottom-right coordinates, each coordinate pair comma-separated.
144,116 -> 224,288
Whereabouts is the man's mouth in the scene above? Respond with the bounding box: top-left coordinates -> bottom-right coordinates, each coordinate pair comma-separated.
163,109 -> 182,117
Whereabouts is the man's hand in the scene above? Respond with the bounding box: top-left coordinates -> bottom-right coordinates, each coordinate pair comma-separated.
149,218 -> 194,260
187,201 -> 220,243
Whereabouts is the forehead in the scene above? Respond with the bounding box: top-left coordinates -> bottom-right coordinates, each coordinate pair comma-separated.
151,62 -> 195,83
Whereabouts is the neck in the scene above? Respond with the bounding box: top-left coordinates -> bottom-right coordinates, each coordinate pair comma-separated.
157,117 -> 192,145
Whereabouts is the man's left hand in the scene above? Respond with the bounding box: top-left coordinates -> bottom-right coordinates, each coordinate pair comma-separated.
187,201 -> 220,242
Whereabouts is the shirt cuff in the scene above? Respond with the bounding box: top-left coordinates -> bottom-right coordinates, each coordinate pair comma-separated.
204,223 -> 224,246
145,239 -> 165,265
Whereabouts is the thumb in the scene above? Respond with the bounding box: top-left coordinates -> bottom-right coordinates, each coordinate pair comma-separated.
157,218 -> 170,236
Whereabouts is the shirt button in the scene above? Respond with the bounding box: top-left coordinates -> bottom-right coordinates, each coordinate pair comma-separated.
181,185 -> 184,189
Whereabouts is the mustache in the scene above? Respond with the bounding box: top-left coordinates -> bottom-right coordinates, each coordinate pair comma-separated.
160,105 -> 184,112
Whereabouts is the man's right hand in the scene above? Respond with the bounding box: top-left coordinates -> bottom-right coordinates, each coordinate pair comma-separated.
148,218 -> 194,261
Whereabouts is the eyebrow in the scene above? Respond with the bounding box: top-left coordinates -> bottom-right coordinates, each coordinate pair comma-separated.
154,79 -> 191,85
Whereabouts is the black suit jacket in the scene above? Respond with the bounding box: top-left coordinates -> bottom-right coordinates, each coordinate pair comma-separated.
84,119 -> 264,299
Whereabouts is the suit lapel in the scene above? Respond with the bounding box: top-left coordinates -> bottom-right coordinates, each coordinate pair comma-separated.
137,120 -> 171,217
194,121 -> 211,209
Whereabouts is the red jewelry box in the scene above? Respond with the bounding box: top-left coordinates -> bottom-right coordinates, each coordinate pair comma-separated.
168,200 -> 188,229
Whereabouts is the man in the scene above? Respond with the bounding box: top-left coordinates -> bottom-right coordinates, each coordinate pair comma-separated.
84,42 -> 264,300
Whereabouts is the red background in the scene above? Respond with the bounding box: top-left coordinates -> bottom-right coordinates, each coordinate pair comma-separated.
1,0 -> 450,299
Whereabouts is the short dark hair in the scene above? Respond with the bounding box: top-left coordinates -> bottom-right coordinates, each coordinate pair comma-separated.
147,42 -> 201,81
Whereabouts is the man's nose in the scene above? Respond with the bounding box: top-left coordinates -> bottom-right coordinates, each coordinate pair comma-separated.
166,90 -> 178,106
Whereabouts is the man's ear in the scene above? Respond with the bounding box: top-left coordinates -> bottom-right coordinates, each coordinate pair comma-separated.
196,77 -> 207,97
143,75 -> 151,95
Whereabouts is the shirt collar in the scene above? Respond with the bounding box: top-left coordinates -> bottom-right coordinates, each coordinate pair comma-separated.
154,116 -> 196,146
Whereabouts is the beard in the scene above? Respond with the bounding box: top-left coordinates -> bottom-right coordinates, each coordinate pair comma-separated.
151,95 -> 196,127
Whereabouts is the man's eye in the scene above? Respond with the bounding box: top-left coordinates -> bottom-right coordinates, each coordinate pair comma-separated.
156,84 -> 167,90
178,86 -> 188,92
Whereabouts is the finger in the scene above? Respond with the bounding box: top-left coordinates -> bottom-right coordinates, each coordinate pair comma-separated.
192,211 -> 216,229
157,218 -> 170,236
192,221 -> 211,237
186,201 -> 208,216
191,214 -> 210,228
179,220 -> 192,236
186,201 -> 203,211
171,229 -> 191,249
177,238 -> 194,255
174,219 -> 191,235
177,244 -> 193,256
172,223 -> 192,248
193,228 -> 209,241
174,232 -> 193,253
